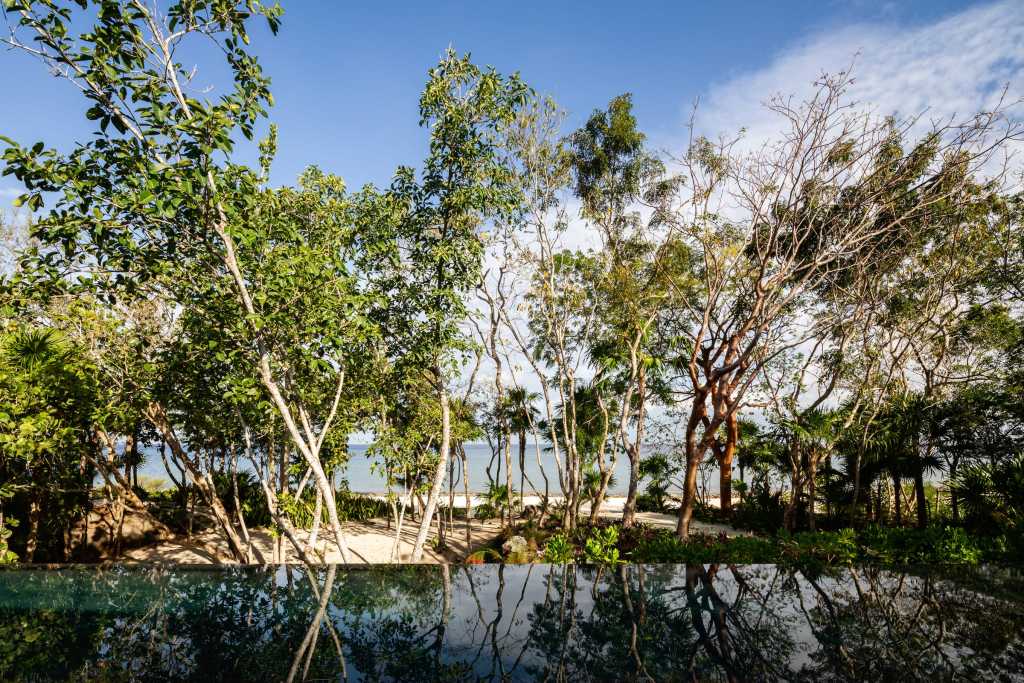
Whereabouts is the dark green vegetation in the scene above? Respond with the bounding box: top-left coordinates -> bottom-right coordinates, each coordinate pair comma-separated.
1,1 -> 1023,568
1,564 -> 1022,681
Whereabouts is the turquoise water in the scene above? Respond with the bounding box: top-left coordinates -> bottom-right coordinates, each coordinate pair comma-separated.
1,564 -> 1021,681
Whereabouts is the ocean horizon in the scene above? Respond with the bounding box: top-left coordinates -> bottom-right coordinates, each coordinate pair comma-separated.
126,441 -> 728,496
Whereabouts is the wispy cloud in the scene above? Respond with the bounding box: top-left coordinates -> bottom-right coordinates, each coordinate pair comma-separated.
687,1 -> 1024,151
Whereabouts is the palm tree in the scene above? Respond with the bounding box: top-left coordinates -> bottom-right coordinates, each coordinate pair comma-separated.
778,408 -> 842,531
854,393 -> 941,528
544,383 -> 617,524
503,387 -> 539,510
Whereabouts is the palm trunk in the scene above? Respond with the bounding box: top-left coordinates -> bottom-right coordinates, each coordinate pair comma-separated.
913,467 -> 928,528
783,442 -> 801,532
849,448 -> 863,526
807,455 -> 818,532
950,458 -> 960,522
892,472 -> 902,527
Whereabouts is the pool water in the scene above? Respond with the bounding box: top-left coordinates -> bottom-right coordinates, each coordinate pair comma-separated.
1,564 -> 1022,681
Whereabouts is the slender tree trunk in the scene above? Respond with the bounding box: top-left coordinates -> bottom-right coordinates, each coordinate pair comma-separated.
25,497 -> 40,563
91,429 -> 173,539
504,430 -> 514,526
145,404 -> 248,562
231,446 -> 260,563
676,403 -> 708,540
518,431 -> 526,513
892,472 -> 902,527
461,445 -> 472,552
913,467 -> 928,529
719,412 -> 738,514
412,378 -> 450,562
623,369 -> 647,527
307,488 -> 323,557
807,455 -> 818,532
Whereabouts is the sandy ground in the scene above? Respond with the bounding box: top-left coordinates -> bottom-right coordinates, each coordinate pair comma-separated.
122,516 -> 505,564
121,496 -> 746,564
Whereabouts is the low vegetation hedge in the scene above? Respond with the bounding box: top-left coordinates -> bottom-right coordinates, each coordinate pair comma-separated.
531,522 -> 1021,568
630,525 -> 1015,568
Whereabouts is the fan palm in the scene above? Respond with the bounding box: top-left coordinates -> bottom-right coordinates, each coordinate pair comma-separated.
502,387 -> 539,507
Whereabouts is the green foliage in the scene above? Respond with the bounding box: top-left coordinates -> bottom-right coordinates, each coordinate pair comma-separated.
211,471 -> 271,528
388,48 -> 529,369
951,453 -> 1024,540
472,503 -> 497,521
542,533 -> 574,563
582,525 -> 622,565
731,487 -> 786,534
629,525 -> 1002,567
0,495 -> 16,564
279,484 -> 388,528
637,453 -> 678,512
0,326 -> 96,561
483,482 -> 515,521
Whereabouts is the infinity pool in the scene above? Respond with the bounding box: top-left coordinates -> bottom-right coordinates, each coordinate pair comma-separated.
1,564 -> 1021,681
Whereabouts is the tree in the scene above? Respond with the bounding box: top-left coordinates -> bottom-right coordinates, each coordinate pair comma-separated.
666,73 -> 1021,539
386,50 -> 529,561
502,386 -> 539,512
0,326 -> 95,561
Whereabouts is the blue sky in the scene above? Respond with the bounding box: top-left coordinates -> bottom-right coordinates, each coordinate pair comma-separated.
2,0 -> 1016,201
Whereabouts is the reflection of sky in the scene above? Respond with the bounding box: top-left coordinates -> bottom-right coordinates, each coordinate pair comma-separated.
2,564 -> 1022,680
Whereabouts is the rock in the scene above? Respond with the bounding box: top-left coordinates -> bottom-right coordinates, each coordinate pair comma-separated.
503,535 -> 528,556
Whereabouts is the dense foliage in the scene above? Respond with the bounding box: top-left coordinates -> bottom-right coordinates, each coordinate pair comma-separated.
0,0 -> 1022,567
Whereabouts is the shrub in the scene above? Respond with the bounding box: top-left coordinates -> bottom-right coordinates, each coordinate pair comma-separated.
542,534 -> 574,563
731,488 -> 786,534
474,503 -> 498,521
583,526 -> 622,565
628,524 -> 999,566
636,492 -> 669,513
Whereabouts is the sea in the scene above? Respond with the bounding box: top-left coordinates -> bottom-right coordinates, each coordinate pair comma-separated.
129,441 -> 725,496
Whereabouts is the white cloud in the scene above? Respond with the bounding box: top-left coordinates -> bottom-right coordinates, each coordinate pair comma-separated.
687,1 -> 1024,152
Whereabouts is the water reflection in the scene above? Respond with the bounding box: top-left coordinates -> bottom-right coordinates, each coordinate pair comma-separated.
1,564 -> 1021,681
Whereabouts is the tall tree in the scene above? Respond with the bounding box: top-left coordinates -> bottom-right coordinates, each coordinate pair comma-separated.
389,50 -> 529,561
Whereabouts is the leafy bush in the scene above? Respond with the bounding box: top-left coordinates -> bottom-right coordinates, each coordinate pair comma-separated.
583,526 -> 621,565
628,525 -> 1001,566
636,492 -> 669,513
952,453 -> 1024,539
633,531 -> 776,564
730,487 -> 786,534
638,453 -> 679,513
212,471 -> 272,527
543,534 -> 574,563
773,529 -> 858,571
336,489 -> 389,522
474,503 -> 498,521
280,484 -> 387,528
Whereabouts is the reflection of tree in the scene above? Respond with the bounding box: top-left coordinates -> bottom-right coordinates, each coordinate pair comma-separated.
1,564 -> 1022,681
796,566 -> 1024,680
677,564 -> 803,680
